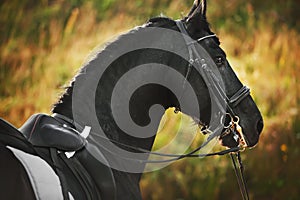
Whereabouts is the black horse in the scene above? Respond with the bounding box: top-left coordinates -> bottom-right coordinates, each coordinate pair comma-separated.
0,0 -> 263,199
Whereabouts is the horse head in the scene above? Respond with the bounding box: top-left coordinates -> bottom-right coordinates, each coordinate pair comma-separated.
183,0 -> 263,147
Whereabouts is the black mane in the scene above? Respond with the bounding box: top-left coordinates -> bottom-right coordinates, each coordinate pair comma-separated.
51,16 -> 220,118
147,16 -> 175,27
51,15 -> 219,117
52,17 -> 177,117
52,80 -> 74,117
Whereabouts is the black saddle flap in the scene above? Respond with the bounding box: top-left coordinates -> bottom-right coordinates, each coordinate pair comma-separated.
19,114 -> 86,151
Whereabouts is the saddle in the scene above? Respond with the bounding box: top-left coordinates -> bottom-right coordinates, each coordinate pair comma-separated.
0,114 -> 116,200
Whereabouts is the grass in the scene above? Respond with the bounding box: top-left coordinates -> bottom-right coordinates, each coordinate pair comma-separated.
1,0 -> 300,199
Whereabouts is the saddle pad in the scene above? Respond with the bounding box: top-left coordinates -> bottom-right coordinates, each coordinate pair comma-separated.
7,146 -> 66,200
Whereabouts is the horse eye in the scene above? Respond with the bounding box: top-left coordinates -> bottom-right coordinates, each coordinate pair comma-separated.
215,57 -> 224,66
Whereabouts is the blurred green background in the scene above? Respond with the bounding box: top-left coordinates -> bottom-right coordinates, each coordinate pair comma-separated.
1,0 -> 300,199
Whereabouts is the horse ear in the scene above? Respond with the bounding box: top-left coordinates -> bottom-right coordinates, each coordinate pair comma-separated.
187,0 -> 207,21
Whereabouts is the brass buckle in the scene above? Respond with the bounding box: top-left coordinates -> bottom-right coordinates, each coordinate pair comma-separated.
232,116 -> 248,149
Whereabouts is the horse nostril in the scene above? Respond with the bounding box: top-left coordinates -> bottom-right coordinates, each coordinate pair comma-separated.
256,118 -> 264,135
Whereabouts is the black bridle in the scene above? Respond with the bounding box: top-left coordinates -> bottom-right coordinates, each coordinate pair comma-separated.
53,20 -> 251,200
175,20 -> 250,200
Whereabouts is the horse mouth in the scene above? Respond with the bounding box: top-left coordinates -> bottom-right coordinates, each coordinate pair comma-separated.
219,127 -> 249,148
219,131 -> 240,148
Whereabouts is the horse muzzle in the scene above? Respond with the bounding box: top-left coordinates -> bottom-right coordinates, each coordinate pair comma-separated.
219,114 -> 263,148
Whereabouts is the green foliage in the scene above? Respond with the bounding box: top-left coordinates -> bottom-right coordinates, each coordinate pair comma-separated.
1,0 -> 300,199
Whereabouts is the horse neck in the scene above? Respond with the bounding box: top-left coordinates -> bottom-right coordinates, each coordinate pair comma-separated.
52,85 -> 74,120
51,21 -> 211,189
